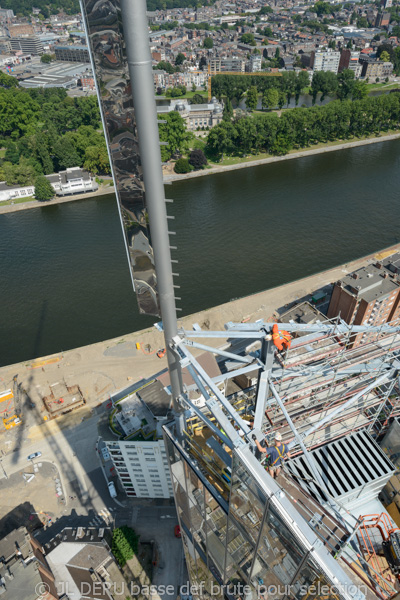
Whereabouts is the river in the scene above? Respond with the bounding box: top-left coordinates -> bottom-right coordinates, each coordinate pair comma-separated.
1,138 -> 400,367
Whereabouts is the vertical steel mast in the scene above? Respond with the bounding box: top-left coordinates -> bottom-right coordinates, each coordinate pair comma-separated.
119,0 -> 183,409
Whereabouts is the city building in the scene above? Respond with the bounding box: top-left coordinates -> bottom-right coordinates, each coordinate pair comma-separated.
327,260 -> 400,346
375,11 -> 391,27
0,169 -> 97,203
9,36 -> 44,55
209,58 -> 246,73
48,168 -> 98,196
310,49 -> 340,73
44,527 -> 124,600
54,45 -> 90,63
104,352 -> 221,498
338,49 -> 361,75
157,97 -> 223,131
0,8 -> 14,19
105,379 -> 174,498
0,526 -> 59,600
7,23 -> 35,37
360,58 -> 393,79
381,0 -> 393,8
246,55 -> 262,72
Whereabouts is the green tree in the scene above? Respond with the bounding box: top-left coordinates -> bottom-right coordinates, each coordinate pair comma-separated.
111,527 -> 139,567
155,60 -> 176,74
174,157 -> 192,173
0,72 -> 19,88
188,149 -> 207,170
84,145 -> 110,175
263,26 -> 273,37
240,33 -> 256,46
190,93 -> 207,104
175,52 -> 186,66
337,69 -> 355,100
40,54 -> 53,63
258,5 -> 273,13
34,174 -> 54,201
380,50 -> 391,63
223,97 -> 234,121
191,83 -> 196,93
311,70 -> 338,103
352,80 -> 368,100
262,87 -> 279,110
159,111 -> 189,161
203,37 -> 214,49
245,86 -> 258,111
3,158 -> 36,186
5,143 -> 20,164
53,137 -> 81,170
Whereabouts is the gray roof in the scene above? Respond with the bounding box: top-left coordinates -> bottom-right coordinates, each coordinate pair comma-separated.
0,527 -> 30,563
137,379 -> 172,417
0,557 -> 42,600
340,263 -> 400,303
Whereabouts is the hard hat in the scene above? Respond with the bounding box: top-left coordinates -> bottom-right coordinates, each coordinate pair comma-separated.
275,432 -> 282,441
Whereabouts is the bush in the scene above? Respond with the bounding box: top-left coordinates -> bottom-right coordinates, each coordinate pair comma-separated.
189,149 -> 207,170
174,158 -> 192,173
34,175 -> 54,202
111,526 -> 139,567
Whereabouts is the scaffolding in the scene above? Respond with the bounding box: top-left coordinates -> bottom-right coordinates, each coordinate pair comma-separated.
168,317 -> 400,599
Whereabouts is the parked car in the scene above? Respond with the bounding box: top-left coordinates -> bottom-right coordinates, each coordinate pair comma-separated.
108,481 -> 117,498
27,451 -> 41,460
174,525 -> 181,538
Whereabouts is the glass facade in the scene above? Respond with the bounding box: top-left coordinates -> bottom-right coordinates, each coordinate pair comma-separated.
163,426 -> 357,600
80,0 -> 159,316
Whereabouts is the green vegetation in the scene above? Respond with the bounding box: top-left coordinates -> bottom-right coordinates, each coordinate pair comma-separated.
203,37 -> 214,49
111,527 -> 139,567
174,157 -> 192,173
147,0 -> 215,9
159,112 -> 191,161
0,77 -> 109,186
34,174 -> 54,201
188,149 -> 207,170
206,93 -> 400,160
40,54 -> 55,64
5,0 -> 79,17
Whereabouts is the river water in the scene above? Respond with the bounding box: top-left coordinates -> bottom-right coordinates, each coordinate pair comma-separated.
1,139 -> 400,367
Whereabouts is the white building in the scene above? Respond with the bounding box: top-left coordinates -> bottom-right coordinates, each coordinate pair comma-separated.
157,98 -> 223,131
105,379 -> 174,499
247,55 -> 262,72
104,354 -> 221,499
311,49 -> 341,73
0,168 -> 98,203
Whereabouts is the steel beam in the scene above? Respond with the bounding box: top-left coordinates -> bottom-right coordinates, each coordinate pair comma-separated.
174,336 -> 251,434
268,380 -> 338,510
182,339 -> 255,364
298,369 -> 394,444
120,0 -> 183,410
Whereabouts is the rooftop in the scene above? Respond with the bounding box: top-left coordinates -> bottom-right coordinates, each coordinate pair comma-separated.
339,263 -> 400,303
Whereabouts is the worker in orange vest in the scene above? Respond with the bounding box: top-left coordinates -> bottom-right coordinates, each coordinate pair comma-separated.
271,324 -> 292,352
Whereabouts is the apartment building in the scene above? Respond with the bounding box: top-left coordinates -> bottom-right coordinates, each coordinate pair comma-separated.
105,379 -> 174,498
338,49 -> 361,76
9,35 -> 43,55
209,58 -> 246,73
361,58 -> 393,79
327,258 -> 400,346
310,49 -> 340,73
54,44 -> 90,63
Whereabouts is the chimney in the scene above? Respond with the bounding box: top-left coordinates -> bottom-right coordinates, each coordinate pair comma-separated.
375,262 -> 383,269
352,273 -> 359,280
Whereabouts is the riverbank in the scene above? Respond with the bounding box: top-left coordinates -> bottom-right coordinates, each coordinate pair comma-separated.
164,132 -> 400,182
2,239 -> 400,442
0,183 -> 114,216
1,132 -> 400,215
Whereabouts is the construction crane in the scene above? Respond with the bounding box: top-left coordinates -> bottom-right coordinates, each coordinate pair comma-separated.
207,65 -> 282,101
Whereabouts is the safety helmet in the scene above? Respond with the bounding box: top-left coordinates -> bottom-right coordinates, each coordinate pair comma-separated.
275,432 -> 282,442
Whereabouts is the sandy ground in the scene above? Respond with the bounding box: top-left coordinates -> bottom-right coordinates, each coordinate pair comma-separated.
1,241 -> 399,443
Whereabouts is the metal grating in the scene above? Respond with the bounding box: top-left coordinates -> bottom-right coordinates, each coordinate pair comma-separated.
286,430 -> 395,504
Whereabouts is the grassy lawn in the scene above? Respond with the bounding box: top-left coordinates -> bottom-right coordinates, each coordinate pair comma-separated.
0,196 -> 36,206
366,82 -> 400,92
159,90 -> 208,101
